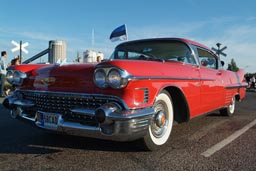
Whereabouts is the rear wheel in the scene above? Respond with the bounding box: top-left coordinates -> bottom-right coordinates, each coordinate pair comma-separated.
143,90 -> 173,151
220,96 -> 236,116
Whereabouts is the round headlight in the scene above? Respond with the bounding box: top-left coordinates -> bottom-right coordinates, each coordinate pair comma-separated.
6,70 -> 14,84
94,69 -> 108,88
107,69 -> 129,89
13,71 -> 23,85
108,69 -> 121,89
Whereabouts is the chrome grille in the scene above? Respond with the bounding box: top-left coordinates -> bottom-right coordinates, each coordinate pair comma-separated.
18,90 -> 123,125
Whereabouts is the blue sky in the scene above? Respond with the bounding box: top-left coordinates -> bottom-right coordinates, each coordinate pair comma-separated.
0,0 -> 256,72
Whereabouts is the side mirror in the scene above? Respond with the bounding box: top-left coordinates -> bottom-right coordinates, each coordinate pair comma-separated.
221,61 -> 225,67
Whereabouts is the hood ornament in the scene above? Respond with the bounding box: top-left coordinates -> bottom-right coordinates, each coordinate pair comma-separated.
55,58 -> 67,66
41,77 -> 56,86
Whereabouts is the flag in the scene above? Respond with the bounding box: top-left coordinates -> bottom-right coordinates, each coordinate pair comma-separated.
109,24 -> 128,42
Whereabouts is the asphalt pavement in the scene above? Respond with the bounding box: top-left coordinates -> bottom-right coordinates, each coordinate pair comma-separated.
0,92 -> 255,171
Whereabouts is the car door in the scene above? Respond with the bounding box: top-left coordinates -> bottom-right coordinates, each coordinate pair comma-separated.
197,48 -> 225,113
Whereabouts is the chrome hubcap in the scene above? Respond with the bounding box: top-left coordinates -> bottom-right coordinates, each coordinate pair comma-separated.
151,102 -> 168,138
229,98 -> 235,113
155,111 -> 166,128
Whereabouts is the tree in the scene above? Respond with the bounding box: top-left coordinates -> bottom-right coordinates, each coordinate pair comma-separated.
227,58 -> 239,72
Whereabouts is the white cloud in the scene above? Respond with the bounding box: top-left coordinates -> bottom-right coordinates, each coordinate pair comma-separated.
100,18 -> 256,73
197,24 -> 256,73
19,32 -> 55,41
247,16 -> 256,21
224,26 -> 256,39
0,27 -> 52,41
1,16 -> 255,73
128,21 -> 206,40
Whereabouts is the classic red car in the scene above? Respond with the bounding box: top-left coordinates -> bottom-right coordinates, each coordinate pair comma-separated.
3,38 -> 247,151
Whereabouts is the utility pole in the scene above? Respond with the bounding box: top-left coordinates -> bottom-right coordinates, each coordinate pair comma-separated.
212,43 -> 227,58
19,41 -> 22,63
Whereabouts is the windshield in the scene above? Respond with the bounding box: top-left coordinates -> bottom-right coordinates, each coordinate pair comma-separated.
110,40 -> 196,64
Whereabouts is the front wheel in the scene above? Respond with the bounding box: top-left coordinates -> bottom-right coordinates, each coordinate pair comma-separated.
220,96 -> 236,116
143,90 -> 174,151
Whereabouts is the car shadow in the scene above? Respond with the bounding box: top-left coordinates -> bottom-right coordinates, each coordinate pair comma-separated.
0,104 -> 229,155
0,127 -> 148,154
0,105 -> 147,154
207,112 -> 222,117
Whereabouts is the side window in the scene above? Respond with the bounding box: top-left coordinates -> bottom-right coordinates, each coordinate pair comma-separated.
116,51 -> 126,59
167,45 -> 196,65
185,51 -> 196,65
197,48 -> 217,69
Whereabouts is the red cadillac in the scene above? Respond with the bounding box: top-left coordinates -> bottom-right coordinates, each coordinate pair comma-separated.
3,38 -> 247,151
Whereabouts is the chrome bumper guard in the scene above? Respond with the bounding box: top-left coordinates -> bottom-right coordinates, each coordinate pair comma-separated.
3,95 -> 154,141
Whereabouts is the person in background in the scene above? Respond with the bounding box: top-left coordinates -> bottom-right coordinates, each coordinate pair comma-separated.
97,56 -> 102,62
245,75 -> 251,88
251,75 -> 256,89
76,57 -> 83,63
4,56 -> 21,96
200,59 -> 208,67
11,57 -> 21,65
0,51 -> 8,96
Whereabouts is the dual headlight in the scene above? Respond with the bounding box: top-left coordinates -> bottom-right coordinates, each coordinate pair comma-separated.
6,70 -> 27,85
94,67 -> 130,89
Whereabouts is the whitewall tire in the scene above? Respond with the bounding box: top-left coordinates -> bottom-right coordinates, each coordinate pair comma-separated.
143,90 -> 174,151
220,96 -> 236,116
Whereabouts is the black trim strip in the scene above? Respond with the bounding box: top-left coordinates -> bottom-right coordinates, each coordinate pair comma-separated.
225,85 -> 247,89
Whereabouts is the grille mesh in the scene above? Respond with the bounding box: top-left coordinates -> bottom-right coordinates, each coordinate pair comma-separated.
19,91 -> 122,125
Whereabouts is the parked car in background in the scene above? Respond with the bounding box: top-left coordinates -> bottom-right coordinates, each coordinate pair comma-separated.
3,38 -> 247,151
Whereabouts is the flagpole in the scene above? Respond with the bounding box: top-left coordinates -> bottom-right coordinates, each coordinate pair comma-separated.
125,24 -> 128,41
92,28 -> 94,50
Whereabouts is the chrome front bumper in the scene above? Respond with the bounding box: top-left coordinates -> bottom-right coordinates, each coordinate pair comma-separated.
3,94 -> 154,141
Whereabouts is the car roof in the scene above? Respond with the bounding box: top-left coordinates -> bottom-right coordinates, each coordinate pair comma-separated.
116,38 -> 212,51
179,38 -> 211,50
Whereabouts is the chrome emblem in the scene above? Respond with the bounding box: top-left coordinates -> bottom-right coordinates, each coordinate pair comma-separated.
41,77 -> 56,86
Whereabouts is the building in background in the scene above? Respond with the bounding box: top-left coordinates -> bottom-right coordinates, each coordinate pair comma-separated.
83,50 -> 104,63
49,40 -> 66,63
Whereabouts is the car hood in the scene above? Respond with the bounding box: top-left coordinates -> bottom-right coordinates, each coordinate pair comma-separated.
20,60 -> 191,93
100,59 -> 190,77
26,64 -> 97,93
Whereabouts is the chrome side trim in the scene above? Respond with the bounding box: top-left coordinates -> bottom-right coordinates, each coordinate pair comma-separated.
128,76 -> 214,81
225,84 -> 247,89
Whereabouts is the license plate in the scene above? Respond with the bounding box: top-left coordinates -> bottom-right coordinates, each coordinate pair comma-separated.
37,112 -> 59,127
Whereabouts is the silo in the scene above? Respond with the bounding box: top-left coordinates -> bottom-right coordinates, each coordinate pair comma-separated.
48,40 -> 66,63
